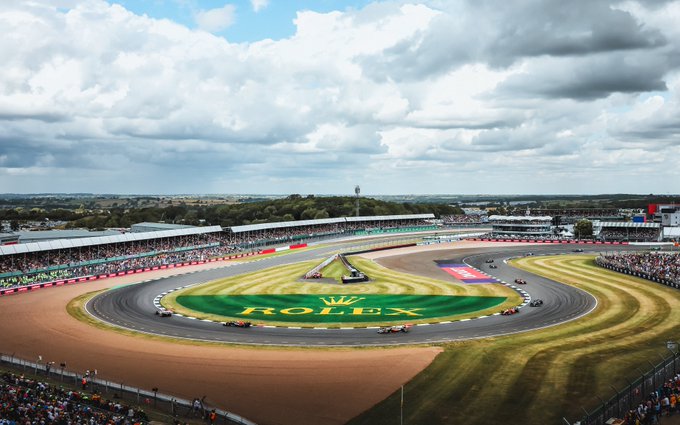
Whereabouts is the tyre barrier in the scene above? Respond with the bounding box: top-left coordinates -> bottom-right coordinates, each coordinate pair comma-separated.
338,254 -> 369,284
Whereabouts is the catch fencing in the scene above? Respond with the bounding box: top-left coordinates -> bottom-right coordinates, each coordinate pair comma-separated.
571,348 -> 680,425
0,353 -> 257,425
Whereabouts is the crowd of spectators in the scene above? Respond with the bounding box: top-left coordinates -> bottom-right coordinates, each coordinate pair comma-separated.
0,219 -> 434,290
224,223 -> 346,247
0,234 -> 225,275
0,246 -> 236,289
441,215 -> 487,225
219,219 -> 432,247
596,252 -> 680,285
506,208 -> 622,219
488,218 -> 552,225
0,371 -> 147,425
599,228 -> 660,242
475,233 -> 567,241
617,376 -> 680,425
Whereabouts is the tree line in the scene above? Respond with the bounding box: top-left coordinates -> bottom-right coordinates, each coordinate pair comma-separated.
1,195 -> 463,230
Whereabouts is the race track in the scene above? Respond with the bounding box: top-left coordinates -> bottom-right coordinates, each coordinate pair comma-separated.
87,241 -> 641,346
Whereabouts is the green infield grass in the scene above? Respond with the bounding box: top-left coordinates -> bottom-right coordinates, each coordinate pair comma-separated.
348,255 -> 680,425
175,294 -> 506,323
163,257 -> 519,326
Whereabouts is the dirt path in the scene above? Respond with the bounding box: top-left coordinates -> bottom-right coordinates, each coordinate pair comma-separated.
0,258 -> 441,425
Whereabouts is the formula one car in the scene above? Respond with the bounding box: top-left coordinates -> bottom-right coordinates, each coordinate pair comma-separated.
530,299 -> 543,307
489,264 -> 498,269
223,321 -> 252,328
500,307 -> 520,316
155,309 -> 173,317
377,325 -> 410,334
573,248 -> 584,253
514,278 -> 527,284
485,259 -> 495,263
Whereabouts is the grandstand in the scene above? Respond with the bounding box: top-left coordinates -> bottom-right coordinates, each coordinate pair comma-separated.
228,214 -> 435,247
0,214 -> 435,291
440,214 -> 488,226
489,215 -> 552,237
594,222 -> 661,242
597,252 -> 680,285
506,208 -> 624,225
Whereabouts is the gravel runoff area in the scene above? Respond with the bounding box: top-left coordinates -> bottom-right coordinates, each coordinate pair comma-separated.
0,247 -> 466,425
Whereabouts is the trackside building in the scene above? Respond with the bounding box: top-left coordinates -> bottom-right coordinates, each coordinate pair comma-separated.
489,215 -> 552,237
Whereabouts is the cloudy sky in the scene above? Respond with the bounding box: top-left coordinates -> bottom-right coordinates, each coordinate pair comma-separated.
1,0 -> 679,195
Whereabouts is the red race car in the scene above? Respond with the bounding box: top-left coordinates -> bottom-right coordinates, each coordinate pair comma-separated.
500,307 -> 520,316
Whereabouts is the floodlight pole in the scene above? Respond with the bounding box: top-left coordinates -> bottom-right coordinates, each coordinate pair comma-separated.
400,385 -> 403,425
355,185 -> 360,217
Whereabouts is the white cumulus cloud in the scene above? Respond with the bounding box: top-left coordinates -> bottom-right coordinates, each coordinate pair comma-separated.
195,4 -> 236,33
251,0 -> 269,13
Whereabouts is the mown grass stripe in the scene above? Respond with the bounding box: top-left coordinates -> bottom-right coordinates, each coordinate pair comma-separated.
349,254 -> 680,425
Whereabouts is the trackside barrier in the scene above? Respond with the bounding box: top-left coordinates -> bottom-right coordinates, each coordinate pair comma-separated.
466,238 -> 630,245
0,354 -> 257,425
571,349 -> 680,425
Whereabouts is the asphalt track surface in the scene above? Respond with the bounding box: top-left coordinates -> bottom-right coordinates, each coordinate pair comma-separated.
87,241 -> 643,347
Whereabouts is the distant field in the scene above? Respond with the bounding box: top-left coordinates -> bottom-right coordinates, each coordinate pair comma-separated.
349,255 -> 680,425
163,257 -> 519,326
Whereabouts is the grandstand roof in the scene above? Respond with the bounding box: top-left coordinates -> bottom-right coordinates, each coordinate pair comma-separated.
596,222 -> 660,228
230,218 -> 345,233
17,229 -> 122,242
488,215 -> 552,221
229,214 -> 435,233
0,225 -> 223,257
131,222 -> 196,232
345,214 -> 434,222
